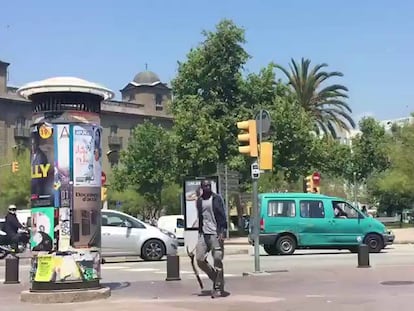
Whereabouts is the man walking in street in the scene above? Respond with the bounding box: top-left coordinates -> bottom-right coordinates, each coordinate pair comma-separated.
195,179 -> 227,297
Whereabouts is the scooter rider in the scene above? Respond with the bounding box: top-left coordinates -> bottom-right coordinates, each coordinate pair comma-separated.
4,205 -> 23,252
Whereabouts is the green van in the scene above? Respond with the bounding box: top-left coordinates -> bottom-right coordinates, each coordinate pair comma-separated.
254,192 -> 394,255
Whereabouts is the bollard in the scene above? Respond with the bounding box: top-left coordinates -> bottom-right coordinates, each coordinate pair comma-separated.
357,244 -> 370,268
4,253 -> 20,284
165,255 -> 181,281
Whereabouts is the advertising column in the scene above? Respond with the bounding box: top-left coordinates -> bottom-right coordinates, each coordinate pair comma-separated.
17,77 -> 113,292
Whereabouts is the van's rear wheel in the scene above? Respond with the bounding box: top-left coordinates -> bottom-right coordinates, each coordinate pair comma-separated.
364,234 -> 383,253
276,235 -> 296,255
264,244 -> 279,256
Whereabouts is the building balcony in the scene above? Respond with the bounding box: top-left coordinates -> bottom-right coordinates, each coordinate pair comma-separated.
108,135 -> 123,147
14,127 -> 31,139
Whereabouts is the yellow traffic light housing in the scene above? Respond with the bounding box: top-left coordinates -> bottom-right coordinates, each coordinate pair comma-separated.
259,142 -> 273,170
304,175 -> 313,193
11,161 -> 19,173
237,120 -> 258,157
101,186 -> 107,201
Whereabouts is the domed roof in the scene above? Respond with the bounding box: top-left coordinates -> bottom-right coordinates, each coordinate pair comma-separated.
133,71 -> 161,85
17,76 -> 114,100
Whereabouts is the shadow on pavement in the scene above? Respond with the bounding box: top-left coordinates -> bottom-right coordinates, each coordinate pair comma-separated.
103,282 -> 131,291
196,290 -> 231,298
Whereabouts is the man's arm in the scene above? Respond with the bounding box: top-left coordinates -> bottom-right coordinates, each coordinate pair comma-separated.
214,195 -> 227,236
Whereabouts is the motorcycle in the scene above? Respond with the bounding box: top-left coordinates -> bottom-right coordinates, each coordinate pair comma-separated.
0,227 -> 30,259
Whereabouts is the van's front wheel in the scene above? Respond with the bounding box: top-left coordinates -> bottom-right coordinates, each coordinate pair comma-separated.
364,234 -> 383,253
264,244 -> 279,256
276,235 -> 296,255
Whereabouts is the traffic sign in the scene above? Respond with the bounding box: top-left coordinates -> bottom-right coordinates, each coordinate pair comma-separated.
312,172 -> 321,186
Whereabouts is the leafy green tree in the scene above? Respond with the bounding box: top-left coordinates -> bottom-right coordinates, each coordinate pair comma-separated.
171,19 -> 250,177
368,123 -> 414,216
108,187 -> 147,219
161,183 -> 182,215
350,117 -> 390,183
112,121 -> 176,219
275,58 -> 355,137
268,97 -> 320,182
0,149 -> 31,215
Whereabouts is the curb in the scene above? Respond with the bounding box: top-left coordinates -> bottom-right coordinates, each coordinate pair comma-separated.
20,287 -> 111,304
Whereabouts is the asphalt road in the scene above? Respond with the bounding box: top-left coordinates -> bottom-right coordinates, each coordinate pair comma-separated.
1,245 -> 414,310
1,244 -> 413,283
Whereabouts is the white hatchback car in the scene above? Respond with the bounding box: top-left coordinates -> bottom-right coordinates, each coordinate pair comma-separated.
101,210 -> 178,261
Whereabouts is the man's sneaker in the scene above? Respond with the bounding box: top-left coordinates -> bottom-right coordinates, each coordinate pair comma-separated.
211,288 -> 222,299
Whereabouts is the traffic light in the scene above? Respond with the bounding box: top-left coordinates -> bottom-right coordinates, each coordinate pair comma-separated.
237,120 -> 258,157
259,142 -> 273,170
101,186 -> 107,201
303,172 -> 321,193
304,175 -> 313,193
11,161 -> 19,173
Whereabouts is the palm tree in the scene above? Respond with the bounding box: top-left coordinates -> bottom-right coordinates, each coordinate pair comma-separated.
276,58 -> 355,138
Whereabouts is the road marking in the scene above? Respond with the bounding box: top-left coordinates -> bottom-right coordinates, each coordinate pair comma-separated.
101,266 -> 127,270
306,294 -> 326,298
154,270 -> 193,274
125,268 -> 159,272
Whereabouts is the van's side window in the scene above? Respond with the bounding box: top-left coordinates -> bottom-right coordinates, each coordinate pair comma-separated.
300,200 -> 325,218
268,200 -> 296,217
333,201 -> 359,219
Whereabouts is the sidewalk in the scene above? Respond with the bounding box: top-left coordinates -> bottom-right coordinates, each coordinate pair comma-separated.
2,264 -> 414,310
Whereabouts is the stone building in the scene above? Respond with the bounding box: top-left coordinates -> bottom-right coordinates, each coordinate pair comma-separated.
0,59 -> 173,174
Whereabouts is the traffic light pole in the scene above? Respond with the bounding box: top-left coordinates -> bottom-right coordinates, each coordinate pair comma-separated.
252,169 -> 260,273
251,160 -> 261,273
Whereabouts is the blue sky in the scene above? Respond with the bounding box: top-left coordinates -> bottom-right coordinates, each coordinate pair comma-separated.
0,0 -> 413,122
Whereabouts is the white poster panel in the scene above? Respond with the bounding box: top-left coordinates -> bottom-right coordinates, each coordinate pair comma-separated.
184,177 -> 218,230
72,125 -> 102,187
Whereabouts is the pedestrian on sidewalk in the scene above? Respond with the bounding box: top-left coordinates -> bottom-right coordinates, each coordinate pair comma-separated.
195,179 -> 227,297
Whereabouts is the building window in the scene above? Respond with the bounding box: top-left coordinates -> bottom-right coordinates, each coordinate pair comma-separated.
110,125 -> 118,135
155,94 -> 163,111
267,200 -> 296,217
300,200 -> 325,218
15,117 -> 26,128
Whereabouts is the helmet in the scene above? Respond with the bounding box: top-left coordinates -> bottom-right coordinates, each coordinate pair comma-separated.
8,204 -> 17,213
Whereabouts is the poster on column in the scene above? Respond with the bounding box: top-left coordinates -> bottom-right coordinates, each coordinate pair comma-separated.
72,187 -> 101,249
31,123 -> 55,207
31,207 -> 54,251
183,177 -> 219,230
32,251 -> 101,283
72,124 -> 102,187
54,124 -> 71,251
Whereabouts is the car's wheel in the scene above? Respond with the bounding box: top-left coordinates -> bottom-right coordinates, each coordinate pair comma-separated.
141,239 -> 166,261
264,244 -> 279,256
364,233 -> 383,253
276,235 -> 296,255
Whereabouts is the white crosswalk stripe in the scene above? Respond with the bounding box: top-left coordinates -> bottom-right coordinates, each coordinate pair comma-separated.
100,265 -> 240,278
